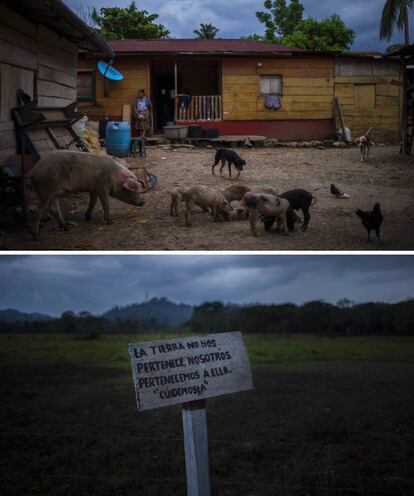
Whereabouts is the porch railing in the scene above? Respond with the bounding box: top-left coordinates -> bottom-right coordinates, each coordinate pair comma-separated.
175,95 -> 222,122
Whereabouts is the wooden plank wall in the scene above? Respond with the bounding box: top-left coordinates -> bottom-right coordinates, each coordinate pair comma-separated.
334,58 -> 402,142
37,25 -> 77,108
222,56 -> 334,121
0,5 -> 78,160
78,56 -> 149,118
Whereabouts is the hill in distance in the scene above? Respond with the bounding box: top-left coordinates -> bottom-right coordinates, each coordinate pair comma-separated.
0,308 -> 53,323
102,297 -> 193,327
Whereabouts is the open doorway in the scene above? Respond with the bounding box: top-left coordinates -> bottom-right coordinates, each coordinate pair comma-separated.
151,58 -> 221,131
153,73 -> 176,132
151,61 -> 178,132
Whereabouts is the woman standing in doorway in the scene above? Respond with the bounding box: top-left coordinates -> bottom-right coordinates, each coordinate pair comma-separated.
134,89 -> 152,138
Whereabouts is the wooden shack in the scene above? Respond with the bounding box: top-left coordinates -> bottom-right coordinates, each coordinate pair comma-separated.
78,40 -> 403,142
0,0 -> 113,161
334,54 -> 402,142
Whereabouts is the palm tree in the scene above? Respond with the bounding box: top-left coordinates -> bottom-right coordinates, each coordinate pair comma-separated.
380,0 -> 414,46
193,23 -> 219,39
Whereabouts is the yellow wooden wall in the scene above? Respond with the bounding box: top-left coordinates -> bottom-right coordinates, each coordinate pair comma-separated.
78,56 -> 149,117
222,56 -> 334,121
334,58 -> 402,142
77,54 -> 402,143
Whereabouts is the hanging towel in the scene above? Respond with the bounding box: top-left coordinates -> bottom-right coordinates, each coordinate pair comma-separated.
265,95 -> 281,110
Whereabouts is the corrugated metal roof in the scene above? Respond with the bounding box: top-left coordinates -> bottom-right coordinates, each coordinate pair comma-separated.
106,39 -> 307,54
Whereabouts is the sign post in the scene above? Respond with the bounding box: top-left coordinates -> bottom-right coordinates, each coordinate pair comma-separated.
128,331 -> 253,496
182,399 -> 210,496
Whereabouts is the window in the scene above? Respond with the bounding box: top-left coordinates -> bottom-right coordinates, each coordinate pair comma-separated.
77,70 -> 96,102
356,84 -> 376,109
259,75 -> 282,96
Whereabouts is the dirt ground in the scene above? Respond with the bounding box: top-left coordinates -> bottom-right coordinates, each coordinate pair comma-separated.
1,145 -> 414,251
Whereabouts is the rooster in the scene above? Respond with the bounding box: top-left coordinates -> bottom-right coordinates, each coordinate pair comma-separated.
355,203 -> 383,242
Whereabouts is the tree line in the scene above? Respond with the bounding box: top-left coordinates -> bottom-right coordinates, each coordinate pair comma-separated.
189,299 -> 414,336
0,311 -> 168,338
77,0 -> 413,52
1,299 -> 413,337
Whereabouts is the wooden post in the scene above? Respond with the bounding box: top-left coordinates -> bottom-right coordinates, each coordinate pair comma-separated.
122,104 -> 131,125
401,58 -> 408,154
182,399 -> 211,496
334,97 -> 349,142
174,60 -> 178,97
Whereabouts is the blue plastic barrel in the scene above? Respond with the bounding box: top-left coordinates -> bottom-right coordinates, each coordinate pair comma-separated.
106,121 -> 131,157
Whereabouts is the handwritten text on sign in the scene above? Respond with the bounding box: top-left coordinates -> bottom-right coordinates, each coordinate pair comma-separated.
128,332 -> 253,411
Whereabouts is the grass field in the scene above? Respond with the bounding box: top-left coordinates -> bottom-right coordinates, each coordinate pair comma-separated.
1,333 -> 414,495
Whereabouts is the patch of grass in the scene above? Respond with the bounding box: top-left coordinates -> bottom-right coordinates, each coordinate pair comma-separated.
1,333 -> 413,370
0,333 -> 185,370
244,334 -> 414,366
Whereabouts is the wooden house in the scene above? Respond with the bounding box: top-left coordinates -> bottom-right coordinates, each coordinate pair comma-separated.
78,40 -> 403,143
334,53 -> 403,143
0,0 -> 113,161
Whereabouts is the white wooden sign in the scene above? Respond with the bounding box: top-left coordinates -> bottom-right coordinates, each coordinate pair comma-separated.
128,332 -> 253,411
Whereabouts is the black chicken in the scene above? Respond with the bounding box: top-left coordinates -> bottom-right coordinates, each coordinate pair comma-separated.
355,203 -> 383,242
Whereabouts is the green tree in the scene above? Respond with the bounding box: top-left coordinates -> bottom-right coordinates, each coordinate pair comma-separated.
256,0 -> 304,42
282,15 -> 355,51
56,311 -> 79,334
337,298 -> 354,309
380,0 -> 413,46
385,42 -> 405,53
240,34 -> 267,41
193,23 -> 220,39
90,1 -> 169,40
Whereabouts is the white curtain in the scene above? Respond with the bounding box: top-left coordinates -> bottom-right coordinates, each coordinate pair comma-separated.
260,76 -> 281,95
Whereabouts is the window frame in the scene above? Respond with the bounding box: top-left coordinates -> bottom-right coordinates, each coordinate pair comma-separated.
259,74 -> 283,97
76,69 -> 96,103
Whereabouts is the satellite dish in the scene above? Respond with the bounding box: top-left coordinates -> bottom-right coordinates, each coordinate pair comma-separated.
97,60 -> 124,81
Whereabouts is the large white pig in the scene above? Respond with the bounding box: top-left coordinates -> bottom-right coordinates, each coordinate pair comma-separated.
29,150 -> 146,240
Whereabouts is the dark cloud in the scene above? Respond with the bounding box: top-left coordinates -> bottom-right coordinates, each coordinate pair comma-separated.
0,256 -> 412,316
66,0 -> 414,51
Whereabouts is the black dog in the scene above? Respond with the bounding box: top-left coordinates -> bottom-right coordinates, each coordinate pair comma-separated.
212,149 -> 246,179
263,189 -> 316,232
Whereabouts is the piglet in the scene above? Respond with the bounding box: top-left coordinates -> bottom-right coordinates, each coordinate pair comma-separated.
29,150 -> 146,240
241,192 -> 290,236
182,185 -> 232,227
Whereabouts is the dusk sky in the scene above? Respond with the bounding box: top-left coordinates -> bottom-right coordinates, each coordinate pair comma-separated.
0,255 -> 412,316
65,0 -> 414,52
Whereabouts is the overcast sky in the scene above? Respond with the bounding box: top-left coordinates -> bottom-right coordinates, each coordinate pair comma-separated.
0,255 -> 412,316
65,0 -> 413,51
